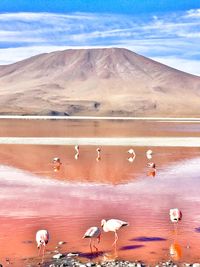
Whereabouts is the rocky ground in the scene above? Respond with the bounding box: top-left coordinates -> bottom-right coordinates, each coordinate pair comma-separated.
34,252 -> 200,267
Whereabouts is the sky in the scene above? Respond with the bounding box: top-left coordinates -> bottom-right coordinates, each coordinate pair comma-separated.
0,0 -> 200,75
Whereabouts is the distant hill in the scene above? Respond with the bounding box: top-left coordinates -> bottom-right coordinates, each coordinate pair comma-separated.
0,47 -> 200,116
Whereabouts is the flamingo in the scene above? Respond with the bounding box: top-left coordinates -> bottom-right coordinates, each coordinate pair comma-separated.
127,148 -> 136,163
36,229 -> 49,263
147,162 -> 156,168
52,157 -> 62,172
101,219 -> 128,246
83,226 -> 101,252
52,157 -> 61,164
170,208 -> 182,223
146,149 -> 153,160
96,147 -> 101,162
75,145 -> 79,160
169,208 -> 182,233
127,148 -> 136,155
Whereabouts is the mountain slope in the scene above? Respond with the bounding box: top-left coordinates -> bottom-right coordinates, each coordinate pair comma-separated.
0,47 -> 200,116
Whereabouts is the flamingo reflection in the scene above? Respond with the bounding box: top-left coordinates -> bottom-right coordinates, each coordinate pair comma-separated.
83,226 -> 101,253
36,229 -> 49,264
170,242 -> 182,261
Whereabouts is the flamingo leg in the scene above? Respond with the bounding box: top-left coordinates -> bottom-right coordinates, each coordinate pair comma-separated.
93,238 -> 99,253
38,245 -> 42,256
89,239 -> 93,253
112,231 -> 118,246
41,245 -> 46,264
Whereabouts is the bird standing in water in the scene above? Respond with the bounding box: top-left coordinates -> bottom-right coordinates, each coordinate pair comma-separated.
83,226 -> 101,252
96,147 -> 101,162
52,157 -> 62,172
146,149 -> 153,160
170,208 -> 182,223
169,208 -> 182,233
75,145 -> 80,160
127,148 -> 136,163
101,219 -> 128,246
147,162 -> 157,177
36,229 -> 49,263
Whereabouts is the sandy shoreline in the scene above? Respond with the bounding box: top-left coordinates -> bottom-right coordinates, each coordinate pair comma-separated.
0,136 -> 200,146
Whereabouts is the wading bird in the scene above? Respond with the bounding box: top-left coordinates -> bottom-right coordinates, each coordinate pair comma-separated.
127,148 -> 136,156
36,229 -> 49,263
147,162 -> 156,168
169,208 -> 182,233
83,226 -> 101,252
52,157 -> 62,172
52,157 -> 61,164
170,208 -> 182,223
147,162 -> 157,177
101,219 -> 128,246
146,149 -> 153,160
96,147 -> 101,162
127,148 -> 136,163
75,145 -> 80,160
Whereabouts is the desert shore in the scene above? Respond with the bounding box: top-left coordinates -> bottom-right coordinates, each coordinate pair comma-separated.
0,115 -> 200,122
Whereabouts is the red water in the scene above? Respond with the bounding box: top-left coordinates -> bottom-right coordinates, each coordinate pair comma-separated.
0,120 -> 200,266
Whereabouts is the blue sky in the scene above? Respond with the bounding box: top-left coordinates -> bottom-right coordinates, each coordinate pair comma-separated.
0,0 -> 200,75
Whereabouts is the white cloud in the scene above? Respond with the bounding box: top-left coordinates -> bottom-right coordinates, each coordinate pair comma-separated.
151,56 -> 200,76
185,8 -> 200,18
0,10 -> 199,76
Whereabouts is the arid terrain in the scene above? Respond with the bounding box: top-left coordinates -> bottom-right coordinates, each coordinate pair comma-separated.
0,48 -> 200,116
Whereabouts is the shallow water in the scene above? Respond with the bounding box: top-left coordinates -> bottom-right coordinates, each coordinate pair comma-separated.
0,119 -> 200,266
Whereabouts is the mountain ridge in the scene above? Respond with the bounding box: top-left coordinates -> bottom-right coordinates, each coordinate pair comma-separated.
0,47 -> 200,116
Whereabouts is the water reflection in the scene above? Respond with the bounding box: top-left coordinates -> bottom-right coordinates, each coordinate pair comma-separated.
0,145 -> 200,265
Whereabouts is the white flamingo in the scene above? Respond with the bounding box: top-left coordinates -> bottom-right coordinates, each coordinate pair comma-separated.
52,157 -> 62,172
147,162 -> 156,168
52,157 -> 61,164
127,148 -> 136,163
83,226 -> 101,252
101,219 -> 128,246
96,147 -> 101,162
127,148 -> 135,155
146,149 -> 153,160
169,208 -> 182,233
75,145 -> 79,160
170,208 -> 182,223
36,230 -> 49,263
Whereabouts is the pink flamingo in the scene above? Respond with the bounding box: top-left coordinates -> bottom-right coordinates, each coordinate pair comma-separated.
83,226 -> 101,252
36,230 -> 49,263
101,219 -> 128,246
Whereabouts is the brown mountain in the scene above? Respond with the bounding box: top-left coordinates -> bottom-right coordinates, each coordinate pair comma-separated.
0,47 -> 200,116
